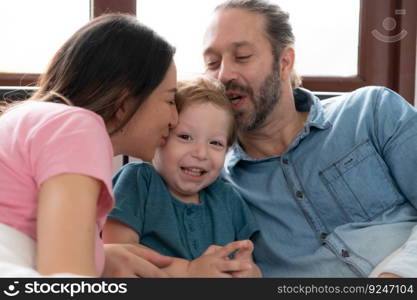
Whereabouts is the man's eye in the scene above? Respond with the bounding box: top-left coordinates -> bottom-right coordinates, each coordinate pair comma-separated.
206,60 -> 219,68
167,100 -> 176,105
236,55 -> 251,60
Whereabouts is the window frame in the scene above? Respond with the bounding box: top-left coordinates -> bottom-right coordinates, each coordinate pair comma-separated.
0,0 -> 415,103
302,0 -> 416,104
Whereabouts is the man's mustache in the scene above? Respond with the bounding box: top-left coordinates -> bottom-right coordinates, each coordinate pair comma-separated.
225,80 -> 253,97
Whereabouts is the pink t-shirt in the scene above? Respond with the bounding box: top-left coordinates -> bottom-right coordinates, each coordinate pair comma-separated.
0,101 -> 114,275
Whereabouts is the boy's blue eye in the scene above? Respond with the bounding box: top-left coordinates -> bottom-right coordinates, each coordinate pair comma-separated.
210,141 -> 224,147
178,134 -> 191,140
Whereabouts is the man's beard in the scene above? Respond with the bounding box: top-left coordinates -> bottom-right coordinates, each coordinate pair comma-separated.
226,61 -> 281,132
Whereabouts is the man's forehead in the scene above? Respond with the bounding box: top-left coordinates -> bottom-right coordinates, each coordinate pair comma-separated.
209,9 -> 264,34
203,9 -> 266,51
204,41 -> 254,56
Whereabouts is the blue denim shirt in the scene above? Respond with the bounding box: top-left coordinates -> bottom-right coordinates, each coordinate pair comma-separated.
223,86 -> 417,277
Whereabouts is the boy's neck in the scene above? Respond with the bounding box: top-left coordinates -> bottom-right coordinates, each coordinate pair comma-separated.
171,190 -> 200,204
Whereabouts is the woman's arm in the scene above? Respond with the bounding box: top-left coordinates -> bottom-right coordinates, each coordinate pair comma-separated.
36,173 -> 101,276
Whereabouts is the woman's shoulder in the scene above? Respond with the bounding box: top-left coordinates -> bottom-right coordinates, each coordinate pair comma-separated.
4,101 -> 106,136
22,100 -> 103,124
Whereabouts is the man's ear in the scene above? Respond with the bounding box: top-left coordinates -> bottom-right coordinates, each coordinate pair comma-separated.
279,46 -> 295,83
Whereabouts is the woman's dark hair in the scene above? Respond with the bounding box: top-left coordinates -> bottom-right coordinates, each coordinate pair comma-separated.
29,13 -> 175,134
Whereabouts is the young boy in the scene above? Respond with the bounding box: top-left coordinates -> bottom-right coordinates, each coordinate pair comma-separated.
103,77 -> 261,277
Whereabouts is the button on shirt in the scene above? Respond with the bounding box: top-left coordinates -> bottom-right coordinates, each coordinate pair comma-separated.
223,86 -> 417,277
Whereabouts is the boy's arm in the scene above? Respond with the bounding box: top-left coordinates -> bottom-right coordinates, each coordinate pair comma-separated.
102,218 -> 172,277
103,219 -> 189,277
162,241 -> 252,277
103,219 -> 251,277
102,218 -> 139,244
102,218 -> 195,277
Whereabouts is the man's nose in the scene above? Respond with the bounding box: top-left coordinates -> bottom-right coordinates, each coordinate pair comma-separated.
217,60 -> 237,85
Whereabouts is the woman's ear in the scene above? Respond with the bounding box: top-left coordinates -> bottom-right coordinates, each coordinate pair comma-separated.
279,46 -> 295,83
114,91 -> 133,122
107,90 -> 132,135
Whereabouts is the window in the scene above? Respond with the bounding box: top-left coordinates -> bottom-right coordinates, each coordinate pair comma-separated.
0,0 -> 89,84
0,0 -> 90,74
0,0 -> 415,103
136,0 -> 415,102
278,0 -> 360,77
138,0 -> 360,78
0,0 -> 135,86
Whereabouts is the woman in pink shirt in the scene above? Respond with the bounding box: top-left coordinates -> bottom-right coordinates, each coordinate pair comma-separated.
0,14 -> 178,277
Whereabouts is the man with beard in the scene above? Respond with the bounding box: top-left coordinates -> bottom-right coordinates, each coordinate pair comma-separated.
203,0 -> 417,277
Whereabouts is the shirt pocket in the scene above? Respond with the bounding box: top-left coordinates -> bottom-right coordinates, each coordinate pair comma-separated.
319,140 -> 400,222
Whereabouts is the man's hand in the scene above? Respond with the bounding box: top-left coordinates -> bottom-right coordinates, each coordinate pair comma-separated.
102,243 -> 173,277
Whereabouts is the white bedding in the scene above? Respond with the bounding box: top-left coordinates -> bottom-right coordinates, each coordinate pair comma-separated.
0,223 -> 80,277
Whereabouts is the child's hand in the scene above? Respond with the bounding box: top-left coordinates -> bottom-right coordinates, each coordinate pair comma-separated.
228,240 -> 262,278
186,240 -> 252,277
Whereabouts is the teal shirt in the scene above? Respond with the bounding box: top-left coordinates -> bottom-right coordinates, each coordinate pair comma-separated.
109,162 -> 259,260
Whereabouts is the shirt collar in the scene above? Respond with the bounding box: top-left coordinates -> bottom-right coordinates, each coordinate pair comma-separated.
226,88 -> 332,168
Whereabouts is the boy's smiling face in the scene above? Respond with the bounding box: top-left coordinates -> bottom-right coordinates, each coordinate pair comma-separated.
153,102 -> 231,202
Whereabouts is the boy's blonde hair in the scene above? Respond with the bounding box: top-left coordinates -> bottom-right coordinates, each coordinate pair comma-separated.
175,77 -> 237,147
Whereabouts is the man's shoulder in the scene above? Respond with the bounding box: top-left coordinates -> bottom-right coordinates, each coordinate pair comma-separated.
321,86 -> 403,114
322,86 -> 386,105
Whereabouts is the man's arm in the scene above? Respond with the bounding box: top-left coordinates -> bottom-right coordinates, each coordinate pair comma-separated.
372,88 -> 417,277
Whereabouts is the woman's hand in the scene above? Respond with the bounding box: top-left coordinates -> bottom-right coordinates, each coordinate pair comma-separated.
378,272 -> 402,278
226,240 -> 262,278
102,243 -> 173,277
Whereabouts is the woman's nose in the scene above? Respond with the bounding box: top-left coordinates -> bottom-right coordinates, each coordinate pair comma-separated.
169,106 -> 178,129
